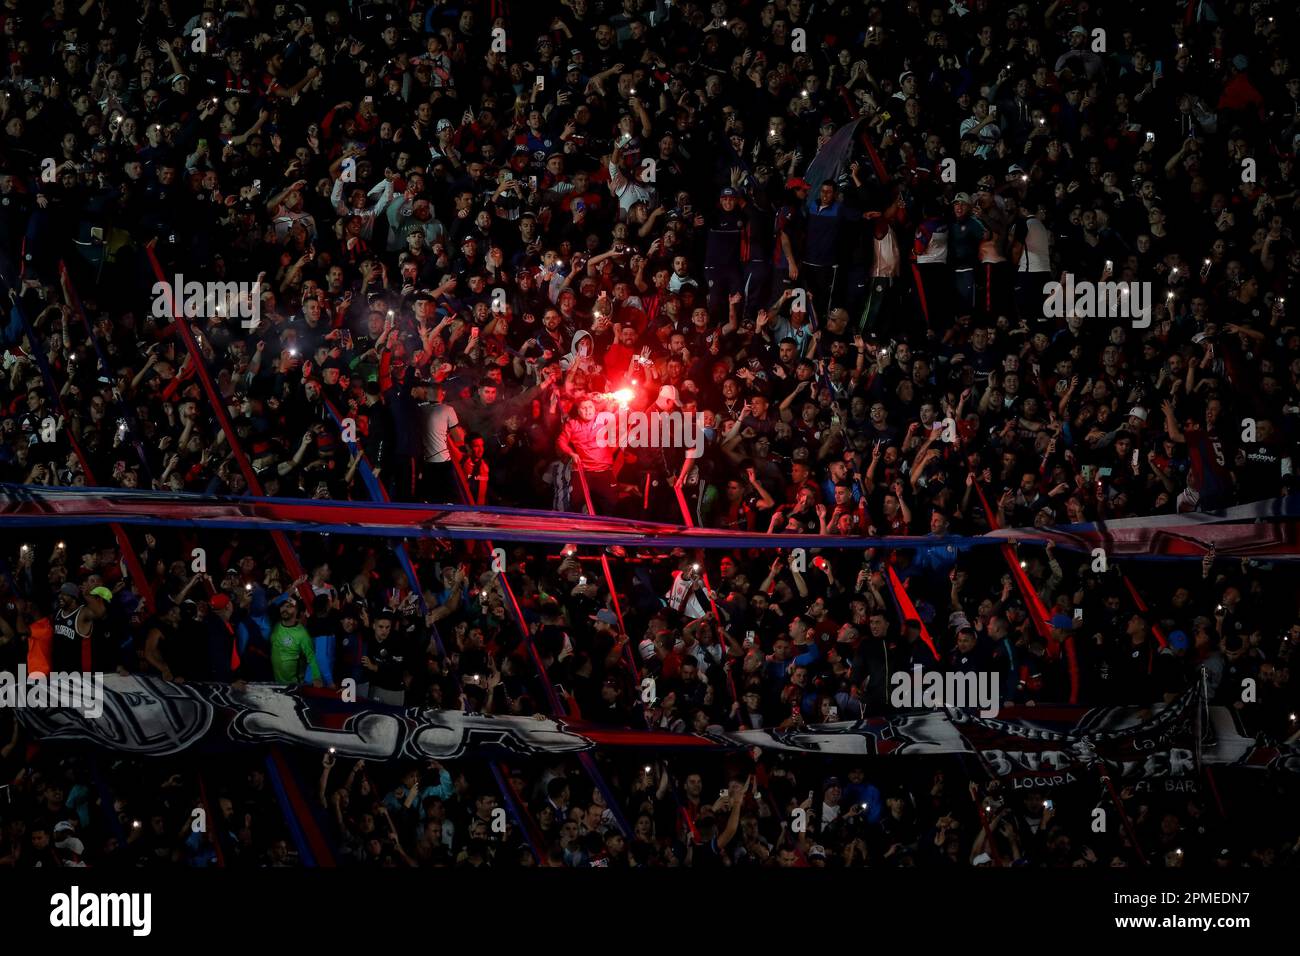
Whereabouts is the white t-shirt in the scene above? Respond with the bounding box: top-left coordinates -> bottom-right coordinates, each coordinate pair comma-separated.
1018,216 -> 1052,273
872,229 -> 901,278
422,403 -> 460,462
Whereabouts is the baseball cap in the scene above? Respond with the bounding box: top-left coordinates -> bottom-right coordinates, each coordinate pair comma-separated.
436,118 -> 451,131
786,177 -> 812,191
1069,25 -> 1087,36
56,836 -> 85,856
808,844 -> 827,859
566,62 -> 581,73
59,582 -> 81,598
953,192 -> 973,205
720,186 -> 738,198
591,609 -> 619,628
210,593 -> 231,611
1168,630 -> 1190,651
655,385 -> 680,409
1050,613 -> 1073,630
89,586 -> 113,602
1128,406 -> 1148,422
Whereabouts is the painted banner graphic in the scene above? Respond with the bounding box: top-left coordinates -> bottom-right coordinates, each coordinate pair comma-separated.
948,684 -> 1203,791
15,676 -> 1297,780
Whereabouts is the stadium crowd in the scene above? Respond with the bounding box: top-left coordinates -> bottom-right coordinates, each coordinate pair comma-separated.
0,0 -> 1298,867
4,711 -> 1298,869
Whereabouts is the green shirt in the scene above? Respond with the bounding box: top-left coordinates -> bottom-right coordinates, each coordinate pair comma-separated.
270,622 -> 319,684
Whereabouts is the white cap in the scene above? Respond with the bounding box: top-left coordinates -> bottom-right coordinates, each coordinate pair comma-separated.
1128,406 -> 1148,422
57,836 -> 85,856
656,385 -> 680,410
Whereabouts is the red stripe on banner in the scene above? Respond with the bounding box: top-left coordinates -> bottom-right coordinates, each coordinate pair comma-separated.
144,246 -> 312,607
1097,765 -> 1148,866
1002,544 -> 1052,641
11,291 -> 155,615
885,565 -> 939,659
974,480 -> 1079,702
578,727 -> 719,748
1204,765 -> 1228,818
571,460 -> 640,679
1123,574 -> 1169,649
673,459 -> 739,703
910,261 -> 930,327
59,262 -> 154,483
860,127 -> 888,183
444,453 -> 592,732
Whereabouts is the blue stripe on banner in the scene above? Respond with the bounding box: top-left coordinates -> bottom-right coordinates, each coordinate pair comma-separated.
489,763 -> 543,865
90,756 -> 128,846
6,510 -> 1298,561
578,751 -> 633,837
264,750 -> 315,868
17,482 -> 1299,526
319,402 -> 444,656
1,480 -> 698,527
321,400 -> 387,503
3,484 -> 1299,560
